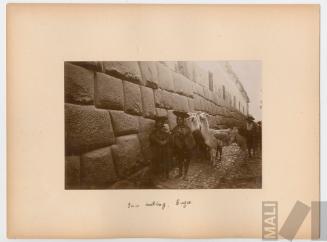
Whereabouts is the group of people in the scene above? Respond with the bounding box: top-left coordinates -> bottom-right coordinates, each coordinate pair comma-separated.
149,111 -> 195,181
149,110 -> 262,181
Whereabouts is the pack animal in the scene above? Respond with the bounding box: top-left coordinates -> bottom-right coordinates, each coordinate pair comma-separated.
186,112 -> 231,166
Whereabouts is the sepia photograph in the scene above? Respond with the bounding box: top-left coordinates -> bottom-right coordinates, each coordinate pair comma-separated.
65,61 -> 262,189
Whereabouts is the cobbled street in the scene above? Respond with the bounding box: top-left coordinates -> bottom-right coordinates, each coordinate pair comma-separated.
155,143 -> 262,189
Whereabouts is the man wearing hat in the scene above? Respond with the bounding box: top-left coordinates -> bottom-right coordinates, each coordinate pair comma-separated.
149,115 -> 171,180
255,121 -> 262,155
171,111 -> 196,180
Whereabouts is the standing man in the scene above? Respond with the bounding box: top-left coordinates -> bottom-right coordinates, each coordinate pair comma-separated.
171,111 -> 195,180
149,116 -> 171,180
245,115 -> 256,158
256,121 -> 262,155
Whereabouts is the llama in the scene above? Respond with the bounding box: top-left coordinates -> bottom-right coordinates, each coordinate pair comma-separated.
187,112 -> 231,166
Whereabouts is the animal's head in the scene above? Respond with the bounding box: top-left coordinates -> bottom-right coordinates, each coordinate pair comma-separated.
186,112 -> 201,132
197,112 -> 210,130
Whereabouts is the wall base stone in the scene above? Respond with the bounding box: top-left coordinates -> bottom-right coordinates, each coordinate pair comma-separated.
111,134 -> 144,178
80,147 -> 118,188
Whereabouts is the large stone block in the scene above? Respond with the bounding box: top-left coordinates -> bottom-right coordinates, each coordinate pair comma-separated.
209,90 -> 216,103
65,63 -> 94,105
171,93 -> 190,113
188,98 -> 195,112
138,117 -> 155,162
213,91 -> 220,105
203,87 -> 211,100
95,72 -> 124,110
111,135 -> 144,177
209,102 -> 216,115
65,104 -> 115,155
173,72 -> 193,97
140,86 -> 156,119
156,63 -> 174,91
214,105 -> 224,116
65,156 -> 80,189
80,147 -> 118,188
123,81 -> 143,115
154,89 -> 173,109
200,98 -> 207,113
207,115 -> 217,129
138,61 -> 159,89
109,110 -> 139,136
193,83 -> 204,97
138,132 -> 153,163
177,61 -> 194,81
193,95 -> 202,111
138,117 -> 155,133
103,61 -> 143,85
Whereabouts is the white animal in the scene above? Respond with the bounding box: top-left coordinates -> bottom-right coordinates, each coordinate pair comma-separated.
187,112 -> 231,166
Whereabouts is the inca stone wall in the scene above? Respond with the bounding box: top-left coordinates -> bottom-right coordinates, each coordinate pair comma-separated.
65,61 -> 248,189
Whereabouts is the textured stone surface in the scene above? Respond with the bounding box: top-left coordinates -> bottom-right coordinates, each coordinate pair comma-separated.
156,108 -> 168,117
214,115 -> 224,125
140,86 -> 156,118
111,134 -> 144,177
193,83 -> 204,97
65,104 -> 115,155
209,91 -> 216,103
213,91 -> 220,105
177,61 -> 194,81
65,156 -> 80,189
138,117 -> 155,162
188,98 -> 195,112
156,63 -> 174,91
65,63 -> 94,105
103,61 -> 143,85
109,110 -> 139,136
80,147 -> 118,188
138,61 -> 159,88
138,132 -> 153,162
209,102 -> 215,115
173,72 -> 193,97
154,89 -> 172,109
123,81 -> 143,115
203,87 -> 211,100
95,72 -> 124,110
138,117 -> 155,133
171,93 -> 190,112
207,115 -> 216,129
193,95 -> 202,111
